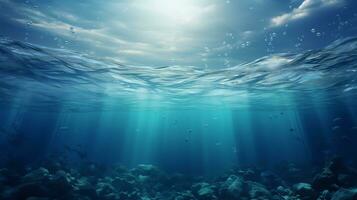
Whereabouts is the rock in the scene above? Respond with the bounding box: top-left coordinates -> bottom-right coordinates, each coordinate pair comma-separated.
328,157 -> 346,174
112,165 -> 128,175
130,164 -> 161,177
313,168 -> 338,191
112,175 -> 137,193
48,170 -> 73,195
317,190 -> 332,200
276,185 -> 293,196
331,188 -> 357,200
10,182 -> 49,199
166,173 -> 192,190
275,185 -> 297,200
22,168 -> 50,183
130,164 -> 167,191
75,177 -> 92,189
219,175 -> 243,199
104,192 -> 120,200
118,191 -> 141,200
26,197 -> 50,200
41,159 -> 64,174
246,181 -> 271,199
74,177 -> 97,198
192,182 -> 217,200
338,174 -> 356,187
197,187 -> 216,200
175,190 -> 197,200
293,183 -> 315,199
237,169 -> 259,181
313,157 -> 354,191
69,168 -> 81,179
96,182 -> 116,198
260,171 -> 283,188
287,164 -> 304,182
80,162 -> 106,177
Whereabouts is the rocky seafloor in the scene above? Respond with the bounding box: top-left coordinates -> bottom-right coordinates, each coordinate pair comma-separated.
0,157 -> 357,200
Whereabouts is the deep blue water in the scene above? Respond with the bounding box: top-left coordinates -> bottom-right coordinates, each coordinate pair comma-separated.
2,1 -> 357,199
0,37 -> 357,176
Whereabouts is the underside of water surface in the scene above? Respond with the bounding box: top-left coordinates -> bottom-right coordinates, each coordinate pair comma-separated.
1,0 -> 357,199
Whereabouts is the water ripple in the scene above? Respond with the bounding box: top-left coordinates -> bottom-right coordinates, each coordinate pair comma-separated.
0,37 -> 357,111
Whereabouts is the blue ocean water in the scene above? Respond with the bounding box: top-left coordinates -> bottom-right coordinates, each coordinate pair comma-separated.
0,36 -> 357,200
0,36 -> 356,175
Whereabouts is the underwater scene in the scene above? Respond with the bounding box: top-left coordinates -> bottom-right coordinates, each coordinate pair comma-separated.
1,0 -> 357,199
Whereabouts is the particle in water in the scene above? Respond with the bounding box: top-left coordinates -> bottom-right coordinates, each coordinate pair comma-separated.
333,117 -> 342,122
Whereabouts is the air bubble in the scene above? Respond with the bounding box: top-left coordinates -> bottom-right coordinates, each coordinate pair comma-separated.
70,27 -> 75,34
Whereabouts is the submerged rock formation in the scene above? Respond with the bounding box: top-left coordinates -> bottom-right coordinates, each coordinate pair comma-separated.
0,157 -> 357,200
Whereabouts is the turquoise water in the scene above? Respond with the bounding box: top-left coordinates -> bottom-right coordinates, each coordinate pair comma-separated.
1,1 -> 357,199
0,37 -> 357,176
1,32 -> 357,200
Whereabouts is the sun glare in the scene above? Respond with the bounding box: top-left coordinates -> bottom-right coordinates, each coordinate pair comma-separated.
150,0 -> 200,24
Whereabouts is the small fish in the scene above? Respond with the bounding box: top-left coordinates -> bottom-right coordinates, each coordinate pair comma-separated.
333,117 -> 342,122
187,129 -> 193,133
289,128 -> 294,132
332,126 -> 340,131
215,142 -> 222,146
59,126 -> 69,131
321,150 -> 331,155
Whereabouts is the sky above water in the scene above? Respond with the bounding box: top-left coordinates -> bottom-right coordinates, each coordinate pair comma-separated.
0,0 -> 357,67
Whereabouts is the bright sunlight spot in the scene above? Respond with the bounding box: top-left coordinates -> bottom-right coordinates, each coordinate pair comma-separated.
143,0 -> 204,24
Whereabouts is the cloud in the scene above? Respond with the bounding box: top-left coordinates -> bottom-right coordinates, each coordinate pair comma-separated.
270,0 -> 344,27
